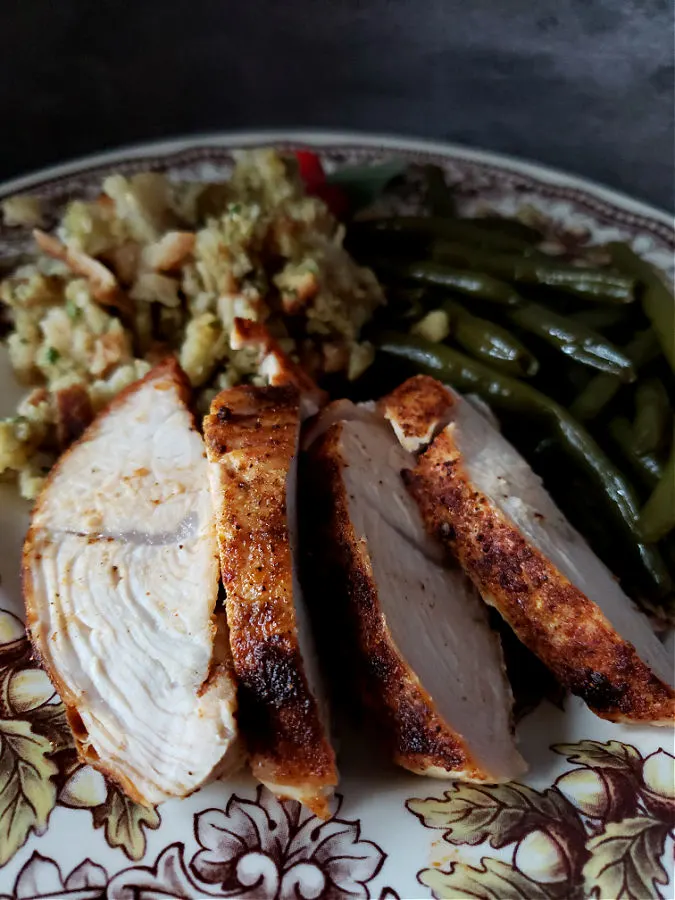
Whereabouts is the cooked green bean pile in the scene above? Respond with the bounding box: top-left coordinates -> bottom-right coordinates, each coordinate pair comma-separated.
348,173 -> 675,616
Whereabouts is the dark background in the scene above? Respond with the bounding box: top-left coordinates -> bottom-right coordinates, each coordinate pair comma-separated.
1,0 -> 673,209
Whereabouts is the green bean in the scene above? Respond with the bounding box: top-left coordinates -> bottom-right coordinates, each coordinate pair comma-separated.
639,437 -> 675,542
632,378 -> 672,454
661,535 -> 675,580
422,165 -> 456,217
384,260 -> 523,306
356,216 -> 533,252
377,332 -> 672,595
606,242 -> 675,372
570,307 -> 628,330
570,373 -> 621,421
608,417 -> 664,491
563,364 -> 594,395
441,299 -> 539,377
467,216 -> 543,244
508,301 -> 636,380
433,241 -> 637,303
569,330 -> 659,421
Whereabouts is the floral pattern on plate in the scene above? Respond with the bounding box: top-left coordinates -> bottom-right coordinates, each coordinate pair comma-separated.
409,740 -> 675,899
1,775 -> 396,899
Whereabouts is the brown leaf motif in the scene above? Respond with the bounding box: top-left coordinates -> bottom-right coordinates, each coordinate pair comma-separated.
407,781 -> 584,849
91,783 -> 161,861
0,718 -> 57,866
27,702 -> 73,755
582,817 -> 671,900
190,785 -> 385,899
0,612 -> 61,864
408,738 -> 675,900
420,857 -> 556,900
553,740 -> 642,773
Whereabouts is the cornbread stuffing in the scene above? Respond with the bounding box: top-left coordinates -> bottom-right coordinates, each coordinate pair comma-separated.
0,149 -> 384,497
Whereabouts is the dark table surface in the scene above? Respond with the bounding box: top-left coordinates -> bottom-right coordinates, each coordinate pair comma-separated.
1,0 -> 673,210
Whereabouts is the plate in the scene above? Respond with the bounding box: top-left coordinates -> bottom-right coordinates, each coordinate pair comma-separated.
0,132 -> 673,900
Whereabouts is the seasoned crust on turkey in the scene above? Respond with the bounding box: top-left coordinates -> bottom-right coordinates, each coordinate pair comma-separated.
379,375 -> 453,452
204,384 -> 337,817
304,402 -> 525,782
396,379 -> 675,725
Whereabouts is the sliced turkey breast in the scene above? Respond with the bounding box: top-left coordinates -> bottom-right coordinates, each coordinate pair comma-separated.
204,384 -> 338,817
396,376 -> 675,725
23,359 -> 240,805
304,399 -> 525,783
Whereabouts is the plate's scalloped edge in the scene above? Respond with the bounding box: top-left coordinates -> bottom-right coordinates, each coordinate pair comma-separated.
0,131 -> 672,240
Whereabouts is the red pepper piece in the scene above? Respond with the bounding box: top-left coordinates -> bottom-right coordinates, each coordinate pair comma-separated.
294,150 -> 326,191
311,183 -> 350,219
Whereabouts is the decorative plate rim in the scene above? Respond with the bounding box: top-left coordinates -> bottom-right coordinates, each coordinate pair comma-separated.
0,129 -> 672,230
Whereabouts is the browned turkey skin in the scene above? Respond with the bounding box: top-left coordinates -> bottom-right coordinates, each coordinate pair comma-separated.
393,376 -> 675,725
204,384 -> 338,817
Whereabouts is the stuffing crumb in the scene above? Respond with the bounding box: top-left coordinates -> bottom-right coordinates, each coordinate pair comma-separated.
2,194 -> 46,228
18,463 -> 48,500
411,309 -> 450,343
0,418 -> 33,474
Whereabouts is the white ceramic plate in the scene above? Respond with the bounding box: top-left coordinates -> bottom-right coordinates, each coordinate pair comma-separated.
0,132 -> 673,900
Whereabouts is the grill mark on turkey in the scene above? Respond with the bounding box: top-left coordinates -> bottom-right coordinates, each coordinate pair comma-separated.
571,670 -> 628,710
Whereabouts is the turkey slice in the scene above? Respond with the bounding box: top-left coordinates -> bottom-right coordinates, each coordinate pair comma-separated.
204,384 -> 338,817
304,398 -> 526,783
23,359 -> 240,805
396,376 -> 675,725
